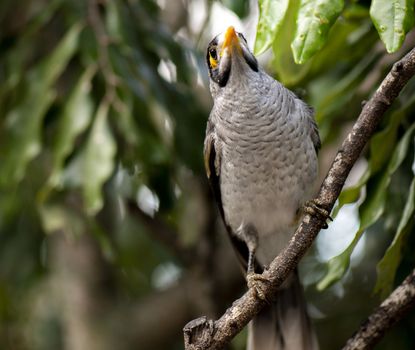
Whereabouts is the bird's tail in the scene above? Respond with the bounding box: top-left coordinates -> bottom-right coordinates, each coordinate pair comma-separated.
247,271 -> 318,350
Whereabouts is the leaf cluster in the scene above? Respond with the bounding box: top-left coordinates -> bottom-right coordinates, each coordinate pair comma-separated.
0,1 -> 209,347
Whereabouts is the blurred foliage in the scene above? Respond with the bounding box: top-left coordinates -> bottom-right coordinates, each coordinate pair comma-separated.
0,0 -> 414,349
222,0 -> 251,18
257,0 -> 414,61
0,0 -> 208,348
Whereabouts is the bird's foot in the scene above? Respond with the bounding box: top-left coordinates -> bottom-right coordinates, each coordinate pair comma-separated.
247,272 -> 271,302
303,199 -> 332,229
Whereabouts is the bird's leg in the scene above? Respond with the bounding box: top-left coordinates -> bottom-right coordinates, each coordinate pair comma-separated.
239,224 -> 270,302
302,198 -> 333,229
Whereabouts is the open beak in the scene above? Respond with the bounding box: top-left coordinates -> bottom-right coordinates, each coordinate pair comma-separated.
221,26 -> 242,56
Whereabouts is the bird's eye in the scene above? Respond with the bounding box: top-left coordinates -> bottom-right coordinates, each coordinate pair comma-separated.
209,48 -> 217,60
209,47 -> 218,68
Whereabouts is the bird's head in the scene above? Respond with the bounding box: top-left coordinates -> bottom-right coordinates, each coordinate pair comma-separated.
206,26 -> 258,89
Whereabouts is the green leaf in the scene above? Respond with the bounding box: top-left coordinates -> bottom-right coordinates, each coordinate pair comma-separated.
308,17 -> 371,77
370,0 -> 415,53
83,102 -> 116,214
0,23 -> 82,186
317,181 -> 385,290
106,0 -> 123,41
64,101 -> 116,215
331,169 -> 370,218
387,124 -> 415,174
330,96 -> 415,217
35,22 -> 83,91
272,1 -> 311,86
318,124 -> 415,289
315,52 -> 377,124
255,0 -> 290,55
291,0 -> 344,64
317,240 -> 355,290
47,66 -> 96,190
368,110 -> 406,174
112,91 -> 137,146
374,176 -> 415,298
0,0 -> 62,96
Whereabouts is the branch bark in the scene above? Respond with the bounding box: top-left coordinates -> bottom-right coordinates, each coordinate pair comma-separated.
183,47 -> 415,350
342,268 -> 415,350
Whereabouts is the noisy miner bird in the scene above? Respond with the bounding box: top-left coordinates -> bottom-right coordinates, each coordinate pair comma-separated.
204,26 -> 325,350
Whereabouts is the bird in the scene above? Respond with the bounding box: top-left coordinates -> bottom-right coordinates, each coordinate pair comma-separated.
204,26 -> 322,350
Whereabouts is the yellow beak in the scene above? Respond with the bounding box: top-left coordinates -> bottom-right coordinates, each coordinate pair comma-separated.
221,26 -> 242,56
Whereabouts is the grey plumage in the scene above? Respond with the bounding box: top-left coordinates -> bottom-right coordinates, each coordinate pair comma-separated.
204,27 -> 319,350
247,274 -> 318,350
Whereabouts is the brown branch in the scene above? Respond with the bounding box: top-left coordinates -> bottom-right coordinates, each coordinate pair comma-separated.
342,268 -> 415,350
183,47 -> 415,350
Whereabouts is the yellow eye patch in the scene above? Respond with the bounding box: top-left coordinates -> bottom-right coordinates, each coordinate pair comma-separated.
209,54 -> 218,68
208,47 -> 218,68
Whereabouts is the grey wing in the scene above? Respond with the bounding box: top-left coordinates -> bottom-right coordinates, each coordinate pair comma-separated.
302,103 -> 321,152
286,85 -> 321,153
204,119 -> 261,273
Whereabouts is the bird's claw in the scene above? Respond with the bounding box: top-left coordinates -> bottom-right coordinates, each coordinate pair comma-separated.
247,272 -> 271,302
303,199 -> 332,229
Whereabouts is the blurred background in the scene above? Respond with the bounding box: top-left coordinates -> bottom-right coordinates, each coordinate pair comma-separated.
0,0 -> 414,349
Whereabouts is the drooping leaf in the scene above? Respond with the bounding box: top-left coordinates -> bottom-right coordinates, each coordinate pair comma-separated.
331,96 -> 415,217
387,124 -> 415,174
65,101 -> 116,215
374,176 -> 415,298
255,0 -> 290,55
317,242 -> 355,291
0,0 -> 62,98
32,22 -> 83,94
272,0 -> 311,86
331,169 -> 370,218
317,175 -> 386,290
318,124 -> 415,290
47,66 -> 96,190
106,0 -> 123,40
370,0 -> 415,53
291,0 -> 345,64
315,52 -> 378,130
112,91 -> 138,146
368,109 -> 408,174
308,16 -> 373,77
0,23 -> 82,186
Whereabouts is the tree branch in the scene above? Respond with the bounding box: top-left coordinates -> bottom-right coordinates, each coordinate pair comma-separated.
342,268 -> 415,350
183,47 -> 415,350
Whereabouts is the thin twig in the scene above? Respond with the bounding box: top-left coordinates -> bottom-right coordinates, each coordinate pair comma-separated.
183,47 -> 415,350
88,0 -> 126,113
